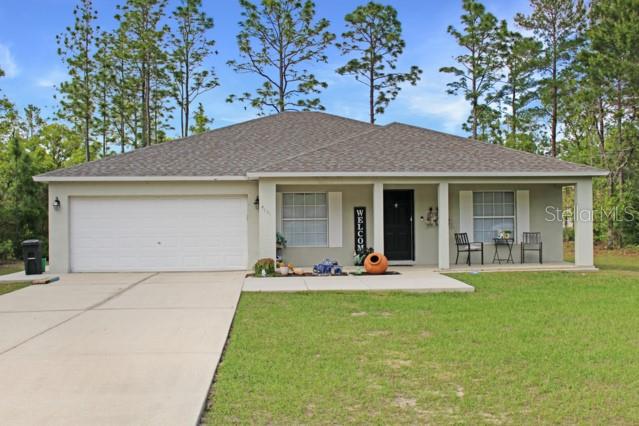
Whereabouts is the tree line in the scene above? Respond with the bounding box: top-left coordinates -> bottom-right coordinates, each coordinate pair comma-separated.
54,0 -> 426,161
0,0 -> 637,260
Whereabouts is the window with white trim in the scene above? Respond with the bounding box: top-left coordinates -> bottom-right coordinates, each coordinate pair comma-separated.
282,193 -> 328,247
473,191 -> 515,242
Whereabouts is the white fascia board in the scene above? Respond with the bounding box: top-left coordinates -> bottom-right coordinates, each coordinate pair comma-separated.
34,169 -> 609,182
33,175 -> 253,183
247,170 -> 609,178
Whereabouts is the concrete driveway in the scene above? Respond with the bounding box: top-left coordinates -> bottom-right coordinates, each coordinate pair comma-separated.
0,271 -> 244,426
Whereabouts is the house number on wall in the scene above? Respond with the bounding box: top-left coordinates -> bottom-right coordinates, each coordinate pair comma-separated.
354,207 -> 367,253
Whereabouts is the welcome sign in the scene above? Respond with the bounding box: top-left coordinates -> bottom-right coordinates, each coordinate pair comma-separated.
354,207 -> 367,253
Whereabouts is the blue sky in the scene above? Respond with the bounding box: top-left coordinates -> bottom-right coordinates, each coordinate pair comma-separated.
0,0 -> 531,137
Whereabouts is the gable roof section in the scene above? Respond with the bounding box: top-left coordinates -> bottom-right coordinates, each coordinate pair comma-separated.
36,112 -> 375,179
252,122 -> 606,177
35,112 -> 606,181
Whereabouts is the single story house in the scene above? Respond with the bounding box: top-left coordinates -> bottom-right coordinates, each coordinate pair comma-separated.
34,112 -> 606,273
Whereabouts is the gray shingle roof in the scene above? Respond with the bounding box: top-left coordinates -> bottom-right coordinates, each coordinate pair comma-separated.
36,112 -> 606,180
255,122 -> 606,176
37,112 -> 374,178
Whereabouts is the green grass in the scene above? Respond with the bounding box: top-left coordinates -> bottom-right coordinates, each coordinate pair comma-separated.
0,281 -> 30,296
0,262 -> 29,295
0,262 -> 22,276
204,254 -> 639,424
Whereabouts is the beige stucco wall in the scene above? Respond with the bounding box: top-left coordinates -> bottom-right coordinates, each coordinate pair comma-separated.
448,183 -> 564,263
46,178 -> 565,273
277,184 -> 373,267
280,181 -> 564,267
47,181 -> 259,273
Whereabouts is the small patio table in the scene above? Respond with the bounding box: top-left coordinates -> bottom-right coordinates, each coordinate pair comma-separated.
492,238 -> 514,264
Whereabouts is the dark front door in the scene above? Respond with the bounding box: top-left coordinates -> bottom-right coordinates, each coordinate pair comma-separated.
383,190 -> 414,261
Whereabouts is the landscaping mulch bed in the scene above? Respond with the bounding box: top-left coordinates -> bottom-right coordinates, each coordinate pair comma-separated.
245,271 -> 401,278
246,272 -> 349,278
349,270 -> 401,276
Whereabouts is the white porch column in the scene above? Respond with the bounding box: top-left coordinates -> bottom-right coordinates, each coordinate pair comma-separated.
438,182 -> 450,269
574,178 -> 594,267
258,180 -> 277,260
373,182 -> 384,252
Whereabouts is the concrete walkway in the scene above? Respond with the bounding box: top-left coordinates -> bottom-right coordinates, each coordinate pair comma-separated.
0,271 -> 244,426
0,269 -> 59,283
244,267 -> 474,293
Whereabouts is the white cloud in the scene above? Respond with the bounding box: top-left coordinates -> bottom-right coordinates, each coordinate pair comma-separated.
36,69 -> 67,88
399,79 -> 470,133
0,43 -> 19,78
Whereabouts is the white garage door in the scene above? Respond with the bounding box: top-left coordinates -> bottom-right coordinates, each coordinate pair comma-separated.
70,196 -> 248,272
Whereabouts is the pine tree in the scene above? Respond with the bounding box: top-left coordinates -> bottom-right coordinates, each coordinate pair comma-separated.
169,0 -> 218,138
109,27 -> 138,152
23,105 -> 45,139
336,2 -> 422,124
189,102 -> 213,134
515,0 -> 586,157
94,31 -> 116,157
440,0 -> 504,141
115,0 -> 169,147
227,0 -> 335,113
498,31 -> 543,152
56,0 -> 98,162
564,0 -> 639,247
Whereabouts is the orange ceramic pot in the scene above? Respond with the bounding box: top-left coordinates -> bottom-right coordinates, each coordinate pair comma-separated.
364,252 -> 388,274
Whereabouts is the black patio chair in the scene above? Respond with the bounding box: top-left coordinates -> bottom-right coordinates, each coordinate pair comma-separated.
454,233 -> 484,266
521,232 -> 543,264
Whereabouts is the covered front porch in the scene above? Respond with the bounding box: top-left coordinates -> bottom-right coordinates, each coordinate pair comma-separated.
255,176 -> 595,270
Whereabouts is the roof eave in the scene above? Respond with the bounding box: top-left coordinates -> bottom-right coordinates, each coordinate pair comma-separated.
33,175 -> 253,183
247,171 -> 609,178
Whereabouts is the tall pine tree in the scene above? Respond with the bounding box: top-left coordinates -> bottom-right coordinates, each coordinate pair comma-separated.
169,0 -> 218,138
57,0 -> 98,161
440,0 -> 504,141
115,0 -> 169,147
563,0 -> 639,247
227,0 -> 335,113
515,0 -> 586,157
498,31 -> 543,151
336,2 -> 422,124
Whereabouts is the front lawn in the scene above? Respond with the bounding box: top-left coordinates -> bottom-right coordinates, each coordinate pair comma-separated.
204,254 -> 639,424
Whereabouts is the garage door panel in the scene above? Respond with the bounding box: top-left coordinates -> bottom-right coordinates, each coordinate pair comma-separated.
70,197 -> 248,272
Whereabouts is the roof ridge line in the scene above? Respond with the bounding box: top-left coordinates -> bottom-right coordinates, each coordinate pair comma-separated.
252,124 -> 380,172
283,110 -> 372,126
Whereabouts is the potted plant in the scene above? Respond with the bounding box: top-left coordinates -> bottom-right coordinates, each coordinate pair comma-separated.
276,232 -> 287,249
254,258 -> 275,277
279,260 -> 289,275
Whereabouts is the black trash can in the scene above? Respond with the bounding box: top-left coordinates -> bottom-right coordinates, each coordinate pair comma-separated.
22,240 -> 43,275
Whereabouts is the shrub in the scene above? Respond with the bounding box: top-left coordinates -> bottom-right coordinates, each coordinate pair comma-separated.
0,240 -> 14,261
563,227 -> 575,242
254,258 -> 275,276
